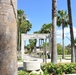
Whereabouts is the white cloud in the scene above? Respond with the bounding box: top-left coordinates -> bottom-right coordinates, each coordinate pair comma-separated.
57,26 -> 76,39
73,27 -> 76,37
56,27 -> 75,45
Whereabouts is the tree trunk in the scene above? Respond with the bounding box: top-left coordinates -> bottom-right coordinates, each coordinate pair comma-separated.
51,0 -> 57,64
67,0 -> 75,62
0,0 -> 17,75
17,25 -> 21,60
62,24 -> 65,59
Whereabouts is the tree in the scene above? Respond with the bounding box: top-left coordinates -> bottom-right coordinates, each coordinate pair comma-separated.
17,10 -> 32,33
35,23 -> 52,62
57,43 -> 62,55
17,9 -> 32,52
57,10 -> 69,59
26,44 -> 31,53
74,38 -> 76,44
51,0 -> 57,64
0,0 -> 17,75
67,0 -> 75,62
65,44 -> 71,54
39,23 -> 52,33
34,23 -> 52,34
30,39 -> 37,54
28,39 -> 37,53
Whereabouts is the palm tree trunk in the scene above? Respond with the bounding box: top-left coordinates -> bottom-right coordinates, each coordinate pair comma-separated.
0,0 -> 17,75
51,0 -> 57,64
67,0 -> 75,62
17,26 -> 21,59
62,24 -> 65,59
34,45 -> 36,56
34,39 -> 37,56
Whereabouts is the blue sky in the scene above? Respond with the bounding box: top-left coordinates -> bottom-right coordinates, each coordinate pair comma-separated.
18,0 -> 76,46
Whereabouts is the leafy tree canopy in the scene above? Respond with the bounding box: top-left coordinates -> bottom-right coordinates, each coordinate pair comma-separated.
57,43 -> 62,55
17,9 -> 32,33
74,38 -> 76,44
39,23 -> 52,33
34,23 -> 52,34
26,39 -> 37,53
57,10 -> 69,27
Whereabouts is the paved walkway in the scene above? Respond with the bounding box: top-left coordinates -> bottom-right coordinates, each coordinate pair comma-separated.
18,54 -> 71,70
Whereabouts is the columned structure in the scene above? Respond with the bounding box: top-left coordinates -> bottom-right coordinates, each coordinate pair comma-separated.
21,34 -> 50,61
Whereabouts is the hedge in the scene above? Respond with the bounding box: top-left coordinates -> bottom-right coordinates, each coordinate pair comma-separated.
41,62 -> 76,75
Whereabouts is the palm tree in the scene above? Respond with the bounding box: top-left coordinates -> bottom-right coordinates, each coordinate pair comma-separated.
17,10 -> 32,59
67,0 -> 75,62
29,39 -> 37,54
17,10 -> 25,60
57,10 -> 69,59
74,38 -> 76,44
39,23 -> 52,33
17,10 -> 32,33
51,0 -> 57,64
35,23 -> 52,62
0,0 -> 17,75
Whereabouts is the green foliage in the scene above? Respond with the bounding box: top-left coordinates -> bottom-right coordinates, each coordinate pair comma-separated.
57,10 -> 69,27
18,70 -> 28,75
26,44 -> 33,53
17,9 -> 32,33
20,20 -> 32,33
57,43 -> 62,55
26,44 -> 30,50
26,39 -> 37,53
35,23 -> 52,34
57,43 -> 71,55
65,44 -> 71,54
29,39 -> 37,45
17,9 -> 32,53
57,10 -> 69,59
41,62 -> 76,74
74,38 -> 76,44
18,70 -> 45,75
39,23 -> 52,33
30,73 -> 38,75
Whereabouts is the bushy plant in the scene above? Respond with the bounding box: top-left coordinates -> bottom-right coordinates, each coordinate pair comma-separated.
18,70 -> 44,75
18,70 -> 28,75
41,62 -> 76,74
30,73 -> 38,75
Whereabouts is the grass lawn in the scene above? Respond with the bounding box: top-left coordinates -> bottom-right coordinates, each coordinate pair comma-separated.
58,55 -> 71,59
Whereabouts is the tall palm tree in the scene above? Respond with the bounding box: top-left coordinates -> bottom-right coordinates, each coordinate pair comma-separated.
34,23 -> 52,61
17,10 -> 27,52
39,23 -> 52,33
29,39 -> 37,54
17,10 -> 32,59
51,0 -> 57,64
67,0 -> 75,62
57,10 -> 69,59
17,10 -> 26,59
0,0 -> 17,75
74,38 -> 76,44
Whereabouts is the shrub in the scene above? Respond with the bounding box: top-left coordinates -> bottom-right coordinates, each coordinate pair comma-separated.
18,70 -> 44,75
41,62 -> 76,74
18,70 -> 28,75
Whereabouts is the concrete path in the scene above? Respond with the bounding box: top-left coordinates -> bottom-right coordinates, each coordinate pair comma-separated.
18,54 -> 71,70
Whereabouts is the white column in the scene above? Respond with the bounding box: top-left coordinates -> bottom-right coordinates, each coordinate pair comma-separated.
21,36 -> 24,60
75,44 -> 76,62
49,37 -> 51,54
48,34 -> 52,59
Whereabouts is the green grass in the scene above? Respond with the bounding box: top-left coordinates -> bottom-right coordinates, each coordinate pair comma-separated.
58,55 -> 71,59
